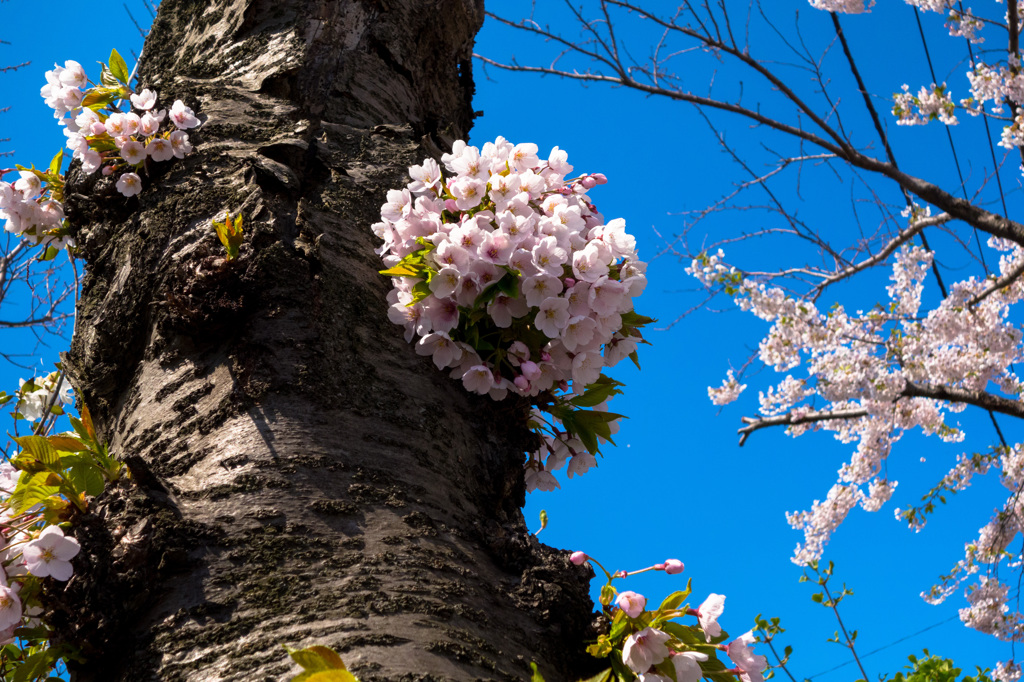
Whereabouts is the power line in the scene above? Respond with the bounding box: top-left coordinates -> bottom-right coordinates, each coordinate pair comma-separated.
804,614 -> 961,679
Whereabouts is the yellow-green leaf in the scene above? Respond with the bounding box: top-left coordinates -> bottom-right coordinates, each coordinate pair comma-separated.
47,436 -> 87,453
286,645 -> 358,682
14,436 -> 60,465
109,49 -> 130,83
293,671 -> 358,682
82,89 -> 116,110
302,646 -> 347,670
213,212 -> 244,260
48,149 -> 64,176
379,263 -> 422,278
13,472 -> 61,514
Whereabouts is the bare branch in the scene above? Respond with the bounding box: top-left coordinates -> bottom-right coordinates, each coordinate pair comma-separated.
738,408 -> 868,446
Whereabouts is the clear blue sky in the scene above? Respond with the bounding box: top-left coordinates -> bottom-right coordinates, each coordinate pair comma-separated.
1,0 -> 1020,679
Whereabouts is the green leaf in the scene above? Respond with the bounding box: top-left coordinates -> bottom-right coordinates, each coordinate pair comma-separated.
14,436 -> 60,465
410,280 -> 432,305
68,462 -> 106,498
12,624 -> 51,641
109,49 -> 130,84
82,89 -> 116,111
620,311 -> 656,328
11,471 -> 61,514
578,669 -> 613,682
48,149 -> 64,176
608,654 -> 634,682
599,583 -> 617,606
11,648 -> 59,682
562,409 -> 627,455
657,580 -> 693,613
68,416 -> 93,446
471,271 -> 519,311
608,610 -> 630,642
37,246 -> 60,262
569,376 -> 624,408
627,350 -> 641,370
530,662 -> 546,682
495,270 -> 520,298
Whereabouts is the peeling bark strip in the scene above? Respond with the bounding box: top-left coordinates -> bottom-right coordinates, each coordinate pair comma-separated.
57,1 -> 598,679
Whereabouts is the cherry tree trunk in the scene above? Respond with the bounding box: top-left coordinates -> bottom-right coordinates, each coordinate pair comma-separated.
55,1 -> 597,679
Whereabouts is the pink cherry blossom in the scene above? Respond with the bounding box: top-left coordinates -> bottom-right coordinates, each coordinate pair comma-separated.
23,526 -> 80,581
726,630 -> 767,677
697,593 -> 726,641
0,585 -> 21,630
616,591 -> 646,618
622,627 -> 671,674
169,99 -> 200,129
672,651 -> 708,682
130,88 -> 158,111
116,172 -> 143,197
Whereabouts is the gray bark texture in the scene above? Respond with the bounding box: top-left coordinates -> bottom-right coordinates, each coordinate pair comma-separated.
52,1 -> 599,680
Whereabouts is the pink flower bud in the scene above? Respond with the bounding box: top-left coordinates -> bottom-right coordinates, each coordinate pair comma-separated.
570,551 -> 588,565
91,122 -> 107,136
663,559 -> 685,575
101,165 -> 114,176
514,376 -> 530,391
591,173 -> 608,185
580,175 -> 598,189
616,590 -> 646,618
563,277 -> 576,287
541,351 -> 552,363
444,198 -> 459,212
558,380 -> 569,391
520,361 -> 542,382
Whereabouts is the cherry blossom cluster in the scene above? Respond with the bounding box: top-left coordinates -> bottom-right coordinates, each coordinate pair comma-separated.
810,0 -> 1024,178
375,138 -> 650,491
567,550 -> 768,682
0,372 -> 124,678
1,167 -> 72,252
808,0 -> 873,13
691,232 -> 1024,670
958,576 -> 1022,640
994,660 -> 1023,682
9,371 -> 74,423
0,508 -> 81,643
892,83 -> 959,126
812,0 -> 986,43
41,54 -> 197,198
2,53 -> 198,261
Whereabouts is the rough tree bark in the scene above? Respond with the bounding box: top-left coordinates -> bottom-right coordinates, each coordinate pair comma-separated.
51,1 -> 598,680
